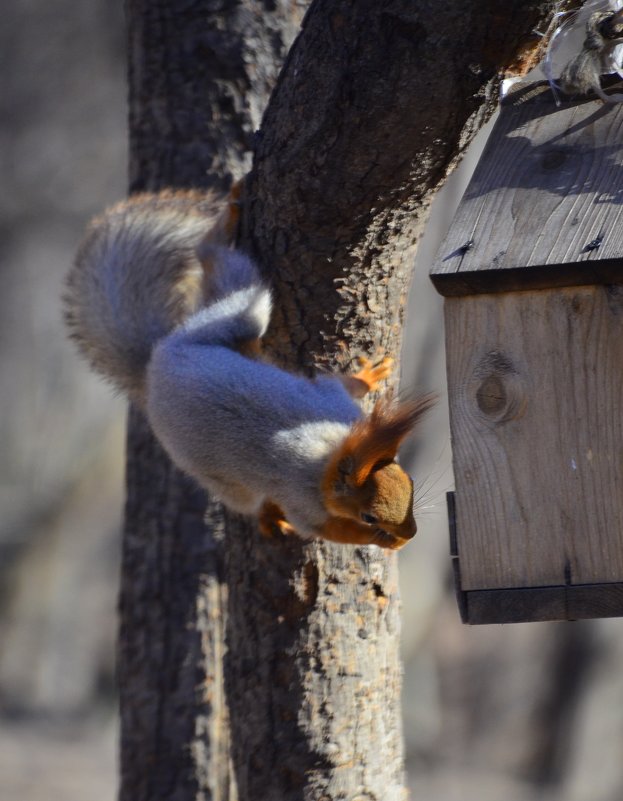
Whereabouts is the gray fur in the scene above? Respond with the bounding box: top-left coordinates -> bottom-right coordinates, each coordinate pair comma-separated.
559,11 -> 623,103
147,324 -> 362,538
67,198 -> 363,535
65,196 -> 217,401
180,253 -> 272,347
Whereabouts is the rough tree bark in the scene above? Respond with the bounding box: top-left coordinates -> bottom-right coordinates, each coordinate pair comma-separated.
120,2 -> 559,801
119,3 -> 307,801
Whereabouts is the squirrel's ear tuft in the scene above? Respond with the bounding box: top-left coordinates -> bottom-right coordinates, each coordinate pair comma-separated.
321,394 -> 436,509
346,394 -> 437,485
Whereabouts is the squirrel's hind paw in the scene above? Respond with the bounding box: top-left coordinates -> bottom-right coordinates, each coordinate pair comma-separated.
258,500 -> 296,539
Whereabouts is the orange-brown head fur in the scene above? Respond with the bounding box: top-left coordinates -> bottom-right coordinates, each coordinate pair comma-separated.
321,395 -> 436,543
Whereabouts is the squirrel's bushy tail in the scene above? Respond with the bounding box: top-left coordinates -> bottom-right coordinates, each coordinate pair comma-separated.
64,190 -> 265,403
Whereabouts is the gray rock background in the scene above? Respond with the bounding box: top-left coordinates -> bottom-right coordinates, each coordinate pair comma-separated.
2,3 -> 623,800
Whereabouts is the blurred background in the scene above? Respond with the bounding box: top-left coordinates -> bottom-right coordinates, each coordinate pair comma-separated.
0,3 -> 125,799
2,2 -> 623,800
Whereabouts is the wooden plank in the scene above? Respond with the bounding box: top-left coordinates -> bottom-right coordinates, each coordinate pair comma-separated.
447,490 -> 458,556
430,82 -> 623,297
445,284 -> 623,591
451,556 -> 468,624
432,257 -> 623,297
447,492 -> 469,621
463,583 -> 623,624
567,582 -> 623,619
465,587 -> 567,624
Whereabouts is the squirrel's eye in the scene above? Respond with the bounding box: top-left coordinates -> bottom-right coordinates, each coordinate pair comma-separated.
361,512 -> 378,525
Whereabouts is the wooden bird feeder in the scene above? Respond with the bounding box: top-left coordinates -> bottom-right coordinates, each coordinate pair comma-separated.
430,82 -> 623,624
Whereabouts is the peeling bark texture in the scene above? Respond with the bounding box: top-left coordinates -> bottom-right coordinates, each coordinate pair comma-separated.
120,3 -> 307,801
121,1 -> 559,801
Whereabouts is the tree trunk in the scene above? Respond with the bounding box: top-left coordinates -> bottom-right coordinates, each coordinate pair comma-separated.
120,1 -> 558,800
120,3 -> 306,801
227,3 -> 558,800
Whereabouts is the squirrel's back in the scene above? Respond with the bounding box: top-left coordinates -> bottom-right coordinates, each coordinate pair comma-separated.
64,190 -> 227,402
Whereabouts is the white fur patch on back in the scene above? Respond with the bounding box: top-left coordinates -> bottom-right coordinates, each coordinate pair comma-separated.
272,421 -> 349,462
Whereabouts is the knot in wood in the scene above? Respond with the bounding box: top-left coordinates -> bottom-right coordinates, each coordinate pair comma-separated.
541,149 -> 568,172
476,374 -> 507,416
473,351 -> 526,424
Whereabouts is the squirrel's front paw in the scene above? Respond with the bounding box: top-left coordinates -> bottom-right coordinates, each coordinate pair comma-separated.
340,355 -> 394,399
352,356 -> 394,393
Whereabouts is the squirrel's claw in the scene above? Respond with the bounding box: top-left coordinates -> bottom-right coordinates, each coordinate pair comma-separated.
341,355 -> 394,399
352,356 -> 394,393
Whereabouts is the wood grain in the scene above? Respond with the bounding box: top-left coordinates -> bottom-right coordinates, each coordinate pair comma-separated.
445,285 -> 623,592
431,83 -> 623,297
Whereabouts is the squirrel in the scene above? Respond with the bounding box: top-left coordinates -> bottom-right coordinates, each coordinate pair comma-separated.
556,9 -> 623,103
64,185 -> 434,550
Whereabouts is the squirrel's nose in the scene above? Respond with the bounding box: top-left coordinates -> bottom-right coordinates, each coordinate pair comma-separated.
397,519 -> 417,541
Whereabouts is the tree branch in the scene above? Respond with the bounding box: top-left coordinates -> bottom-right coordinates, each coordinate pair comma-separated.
249,0 -> 557,366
